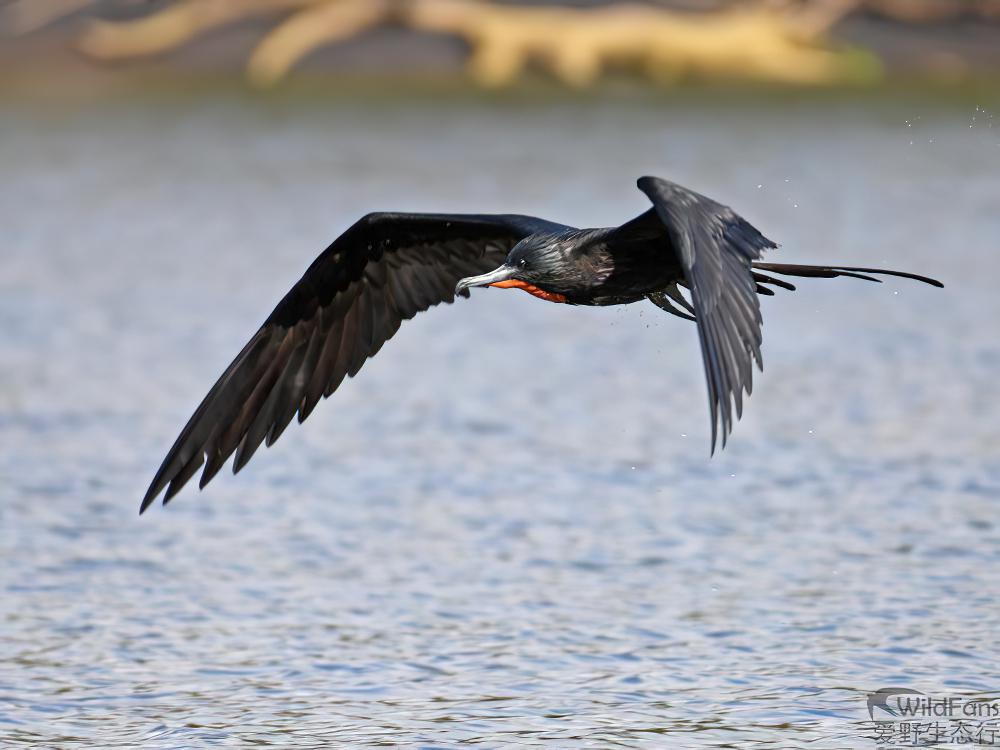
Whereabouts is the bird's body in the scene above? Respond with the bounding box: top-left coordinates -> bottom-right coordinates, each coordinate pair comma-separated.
500,225 -> 683,306
141,176 -> 941,512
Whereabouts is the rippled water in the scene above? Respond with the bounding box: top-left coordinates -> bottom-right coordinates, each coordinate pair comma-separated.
2,90 -> 999,748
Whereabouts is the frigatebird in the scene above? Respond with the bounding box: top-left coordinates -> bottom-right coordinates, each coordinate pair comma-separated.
140,176 -> 941,512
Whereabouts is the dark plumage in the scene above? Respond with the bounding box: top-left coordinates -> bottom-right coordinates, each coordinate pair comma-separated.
141,176 -> 942,512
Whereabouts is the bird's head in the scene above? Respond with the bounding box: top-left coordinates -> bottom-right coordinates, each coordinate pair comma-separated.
455,232 -> 605,303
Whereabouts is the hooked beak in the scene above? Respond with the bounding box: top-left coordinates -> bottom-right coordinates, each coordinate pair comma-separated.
455,265 -> 516,295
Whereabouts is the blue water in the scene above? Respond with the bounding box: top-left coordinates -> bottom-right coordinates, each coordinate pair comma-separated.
2,92 -> 999,748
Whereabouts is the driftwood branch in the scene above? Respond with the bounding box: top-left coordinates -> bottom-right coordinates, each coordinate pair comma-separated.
406,0 -> 878,88
247,0 -> 392,87
76,0 -> 316,60
0,0 -> 94,35
22,0 -> 990,87
62,0 -> 878,87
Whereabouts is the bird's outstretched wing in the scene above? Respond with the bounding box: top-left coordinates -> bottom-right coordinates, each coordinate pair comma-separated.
141,212 -> 566,512
636,176 -> 778,452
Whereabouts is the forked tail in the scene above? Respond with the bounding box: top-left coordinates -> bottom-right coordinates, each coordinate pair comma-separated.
751,263 -> 943,295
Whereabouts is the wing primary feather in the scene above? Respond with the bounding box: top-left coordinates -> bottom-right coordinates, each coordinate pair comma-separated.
266,324 -> 327,447
699,311 -> 733,449
325,314 -> 354,397
198,427 -> 230,490
290,311 -> 330,423
705,312 -> 736,441
356,283 -> 376,356
339,291 -> 368,383
163,451 -> 205,505
714,295 -> 746,419
301,319 -> 345,415
216,330 -> 300,475
233,338 -> 309,474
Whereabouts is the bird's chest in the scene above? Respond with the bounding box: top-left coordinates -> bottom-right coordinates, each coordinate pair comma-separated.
569,239 -> 681,306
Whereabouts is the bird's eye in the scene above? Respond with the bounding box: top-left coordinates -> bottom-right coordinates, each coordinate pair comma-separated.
518,258 -> 528,270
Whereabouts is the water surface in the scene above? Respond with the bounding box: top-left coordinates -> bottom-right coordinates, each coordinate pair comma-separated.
2,92 -> 999,748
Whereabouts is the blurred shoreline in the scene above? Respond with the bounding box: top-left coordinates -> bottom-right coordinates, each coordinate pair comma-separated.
3,68 -> 998,114
3,8 -> 1000,105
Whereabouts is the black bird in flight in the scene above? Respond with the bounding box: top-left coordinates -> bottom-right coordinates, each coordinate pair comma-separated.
141,176 -> 941,513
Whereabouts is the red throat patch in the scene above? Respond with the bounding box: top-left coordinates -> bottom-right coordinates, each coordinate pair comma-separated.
489,279 -> 567,303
